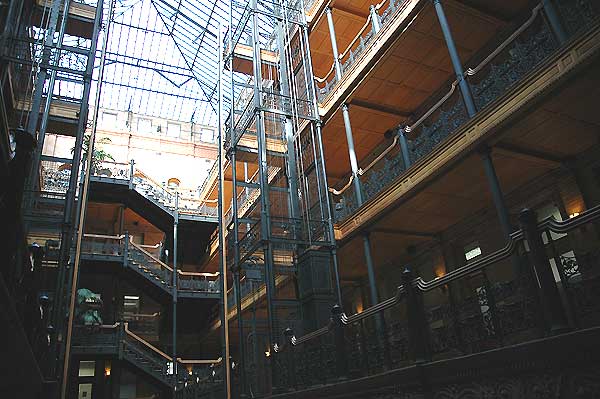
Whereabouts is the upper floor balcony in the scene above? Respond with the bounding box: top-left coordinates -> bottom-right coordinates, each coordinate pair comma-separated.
317,0 -> 600,238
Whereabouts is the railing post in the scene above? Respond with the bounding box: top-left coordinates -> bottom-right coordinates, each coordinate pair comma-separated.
128,159 -> 135,189
331,305 -> 348,379
398,127 -> 412,169
123,231 -> 129,266
541,0 -> 568,44
402,267 -> 430,363
283,327 -> 296,390
518,208 -> 570,334
369,5 -> 382,34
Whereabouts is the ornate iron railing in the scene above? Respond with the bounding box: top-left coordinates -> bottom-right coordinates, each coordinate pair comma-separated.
79,234 -> 220,294
316,0 -> 411,103
272,205 -> 600,390
330,1 -> 599,223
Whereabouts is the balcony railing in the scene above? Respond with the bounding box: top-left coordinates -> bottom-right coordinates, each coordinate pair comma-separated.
38,158 -> 218,218
80,234 -> 221,294
316,0 -> 411,103
331,0 -> 600,223
272,205 -> 600,389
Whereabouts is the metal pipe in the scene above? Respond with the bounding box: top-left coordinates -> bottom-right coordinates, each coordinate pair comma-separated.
325,6 -> 343,80
172,192 -> 178,393
542,0 -> 567,44
432,0 -> 477,117
217,23 -> 232,399
60,1 -> 114,396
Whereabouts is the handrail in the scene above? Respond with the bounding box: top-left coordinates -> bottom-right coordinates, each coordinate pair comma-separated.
83,233 -> 125,240
291,203 -> 600,348
129,236 -> 174,273
177,358 -> 223,365
124,322 -> 171,361
129,236 -> 220,278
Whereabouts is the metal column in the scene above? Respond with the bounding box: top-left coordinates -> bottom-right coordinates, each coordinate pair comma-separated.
172,193 -> 178,393
432,0 -> 477,117
217,24 -> 232,399
325,6 -> 343,80
250,0 -> 277,352
301,15 -> 343,306
433,0 -> 512,237
542,0 -> 567,44
51,0 -> 105,380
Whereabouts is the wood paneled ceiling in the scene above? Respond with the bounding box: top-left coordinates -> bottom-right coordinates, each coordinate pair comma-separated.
318,1 -> 508,181
335,58 -> 600,280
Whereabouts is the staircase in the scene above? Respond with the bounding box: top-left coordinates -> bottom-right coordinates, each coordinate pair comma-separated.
72,323 -> 222,396
81,234 -> 220,299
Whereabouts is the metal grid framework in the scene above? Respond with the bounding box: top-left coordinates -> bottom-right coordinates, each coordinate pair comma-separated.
219,0 -> 339,395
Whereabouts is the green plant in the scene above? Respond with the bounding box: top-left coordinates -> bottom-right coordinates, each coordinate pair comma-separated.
72,134 -> 115,173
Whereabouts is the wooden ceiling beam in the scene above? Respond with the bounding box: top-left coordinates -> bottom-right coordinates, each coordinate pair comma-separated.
332,4 -> 370,20
493,143 -> 563,168
370,227 -> 438,238
349,99 -> 413,118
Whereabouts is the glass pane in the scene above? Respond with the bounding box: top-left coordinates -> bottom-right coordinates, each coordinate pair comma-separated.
78,361 -> 95,377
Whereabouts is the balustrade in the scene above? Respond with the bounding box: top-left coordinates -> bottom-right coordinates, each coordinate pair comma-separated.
330,0 -> 599,223
272,205 -> 600,391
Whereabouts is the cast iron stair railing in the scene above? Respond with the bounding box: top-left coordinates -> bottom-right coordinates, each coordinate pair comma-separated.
92,160 -> 219,220
72,323 -> 223,393
81,234 -> 220,298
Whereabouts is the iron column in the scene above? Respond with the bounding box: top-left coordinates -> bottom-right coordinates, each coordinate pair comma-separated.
172,192 -> 178,393
325,6 -> 343,80
432,0 -> 477,117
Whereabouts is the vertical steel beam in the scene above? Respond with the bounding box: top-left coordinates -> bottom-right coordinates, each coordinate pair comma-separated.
325,7 -> 343,81
541,0 -> 568,44
432,0 -> 477,118
172,193 -> 178,393
30,0 -> 72,190
301,11 -> 343,305
275,16 -> 301,220
230,148 -> 246,394
60,1 -> 113,396
25,0 -> 63,143
217,23 -> 232,399
51,0 -> 104,379
250,0 -> 277,354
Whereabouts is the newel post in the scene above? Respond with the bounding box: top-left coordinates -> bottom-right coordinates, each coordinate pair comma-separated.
331,304 -> 348,379
402,267 -> 430,363
519,208 -> 570,334
122,231 -> 129,266
128,159 -> 135,189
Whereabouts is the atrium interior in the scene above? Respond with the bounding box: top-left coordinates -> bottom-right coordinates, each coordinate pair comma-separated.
1,0 -> 600,398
